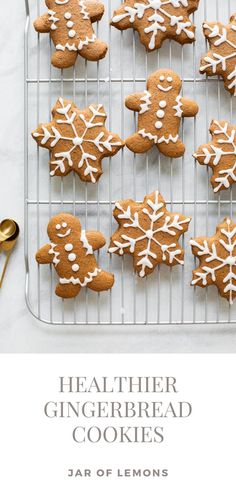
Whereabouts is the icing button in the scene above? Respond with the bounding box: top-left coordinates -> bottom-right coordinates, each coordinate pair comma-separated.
155,121 -> 163,129
72,264 -> 80,272
156,110 -> 165,119
65,244 -> 73,252
68,253 -> 76,262
56,224 -> 61,230
159,100 -> 167,108
73,137 -> 83,146
146,230 -> 153,240
66,21 -> 74,28
69,30 -> 76,38
64,12 -> 72,20
159,75 -> 165,82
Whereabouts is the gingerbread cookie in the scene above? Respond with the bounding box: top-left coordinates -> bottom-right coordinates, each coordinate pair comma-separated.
190,218 -> 236,305
36,213 -> 114,299
111,0 -> 199,51
194,120 -> 236,193
200,14 -> 236,96
125,69 -> 198,158
32,98 -> 124,183
34,0 -> 108,69
109,190 -> 191,278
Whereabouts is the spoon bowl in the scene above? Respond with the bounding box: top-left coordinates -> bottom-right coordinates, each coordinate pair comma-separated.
0,219 -> 16,243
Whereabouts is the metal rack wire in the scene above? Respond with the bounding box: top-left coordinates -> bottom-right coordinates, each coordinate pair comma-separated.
24,0 -> 236,325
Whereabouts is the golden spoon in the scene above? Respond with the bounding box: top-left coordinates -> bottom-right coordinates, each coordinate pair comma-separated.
0,221 -> 20,288
0,219 -> 16,243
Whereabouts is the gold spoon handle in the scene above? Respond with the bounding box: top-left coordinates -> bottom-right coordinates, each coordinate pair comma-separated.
0,251 -> 12,288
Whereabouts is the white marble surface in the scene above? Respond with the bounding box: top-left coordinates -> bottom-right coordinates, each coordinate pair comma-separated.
0,0 -> 236,353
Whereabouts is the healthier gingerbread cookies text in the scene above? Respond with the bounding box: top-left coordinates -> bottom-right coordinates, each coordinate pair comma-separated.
34,0 -> 108,69
36,213 -> 114,299
111,0 -> 200,52
32,98 -> 124,183
109,190 -> 191,278
200,14 -> 236,96
125,69 -> 199,158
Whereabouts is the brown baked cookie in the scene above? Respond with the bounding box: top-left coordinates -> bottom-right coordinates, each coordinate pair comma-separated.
194,120 -> 236,193
109,190 -> 191,278
34,0 -> 108,69
36,213 -> 114,299
111,0 -> 200,51
32,97 -> 124,183
200,14 -> 236,96
190,218 -> 236,305
125,69 -> 199,158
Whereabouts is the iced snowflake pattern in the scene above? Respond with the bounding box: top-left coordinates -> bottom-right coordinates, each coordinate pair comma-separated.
32,98 -> 123,183
190,219 -> 236,305
109,191 -> 191,278
200,15 -> 236,95
111,0 -> 199,51
194,120 -> 236,193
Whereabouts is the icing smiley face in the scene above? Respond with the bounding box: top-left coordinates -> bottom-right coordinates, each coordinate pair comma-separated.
157,74 -> 173,92
55,222 -> 71,238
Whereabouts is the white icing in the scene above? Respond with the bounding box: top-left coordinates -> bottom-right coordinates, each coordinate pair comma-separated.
156,109 -> 165,118
109,191 -> 190,277
48,10 -> 59,31
80,230 -> 93,255
201,21 -> 236,95
173,95 -> 183,117
62,222 -> 67,228
69,29 -> 76,38
139,128 -> 179,144
49,243 -> 60,266
139,91 -> 152,114
72,264 -> 80,272
64,12 -> 72,20
78,0 -> 90,20
191,218 -> 236,304
56,224 -> 61,230
68,253 -> 76,262
155,121 -> 163,129
67,21 -> 74,28
60,268 -> 101,287
35,99 -> 122,183
65,243 -> 73,252
167,76 -> 173,82
159,100 -> 167,108
78,34 -> 97,50
56,43 -> 77,52
57,228 -> 71,238
55,0 -> 69,4
112,0 -> 194,50
194,120 -> 236,193
159,75 -> 165,81
157,84 -> 173,92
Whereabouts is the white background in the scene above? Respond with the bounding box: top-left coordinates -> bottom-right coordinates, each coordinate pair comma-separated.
0,354 -> 235,494
0,1 -> 236,352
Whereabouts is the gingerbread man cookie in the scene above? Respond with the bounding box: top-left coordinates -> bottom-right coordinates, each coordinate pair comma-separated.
34,0 -> 108,69
200,14 -> 236,96
111,0 -> 200,52
194,120 -> 236,193
190,218 -> 236,305
32,97 -> 124,183
125,69 -> 199,158
109,190 -> 191,278
36,213 -> 114,299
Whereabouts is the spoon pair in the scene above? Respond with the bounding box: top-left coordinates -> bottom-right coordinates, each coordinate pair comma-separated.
0,219 -> 20,288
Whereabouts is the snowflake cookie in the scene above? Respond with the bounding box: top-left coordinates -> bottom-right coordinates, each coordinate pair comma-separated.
190,218 -> 236,305
109,190 -> 191,278
32,97 -> 124,183
125,69 -> 199,158
34,0 -> 108,69
111,0 -> 200,51
200,14 -> 236,96
36,213 -> 114,299
194,120 -> 236,193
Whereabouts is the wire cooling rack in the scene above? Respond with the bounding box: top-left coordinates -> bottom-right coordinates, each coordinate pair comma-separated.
24,0 -> 236,325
